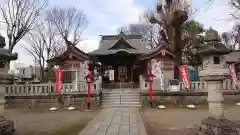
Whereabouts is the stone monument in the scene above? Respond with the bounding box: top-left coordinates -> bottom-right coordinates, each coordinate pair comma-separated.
197,37 -> 240,134
0,35 -> 17,134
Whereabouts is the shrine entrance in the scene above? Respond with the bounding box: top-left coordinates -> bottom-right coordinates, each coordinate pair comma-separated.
88,32 -> 149,89
117,65 -> 128,82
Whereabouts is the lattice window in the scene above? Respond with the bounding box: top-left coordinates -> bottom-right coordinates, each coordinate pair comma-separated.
118,65 -> 127,78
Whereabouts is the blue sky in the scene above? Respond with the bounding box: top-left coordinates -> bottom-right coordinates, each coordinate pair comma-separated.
6,0 -> 238,68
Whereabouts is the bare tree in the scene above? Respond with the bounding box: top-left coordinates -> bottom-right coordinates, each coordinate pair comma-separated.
230,0 -> 240,20
117,13 -> 161,49
24,32 -> 45,78
24,20 -> 66,79
39,19 -> 65,60
0,0 -> 47,52
222,24 -> 240,50
46,6 -> 88,47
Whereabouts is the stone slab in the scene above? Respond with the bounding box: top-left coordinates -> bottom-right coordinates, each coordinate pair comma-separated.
78,108 -> 147,135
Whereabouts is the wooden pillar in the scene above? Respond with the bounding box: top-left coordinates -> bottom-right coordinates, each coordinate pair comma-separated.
131,65 -> 134,82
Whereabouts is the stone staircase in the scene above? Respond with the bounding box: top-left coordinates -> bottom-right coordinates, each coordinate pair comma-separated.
100,89 -> 142,108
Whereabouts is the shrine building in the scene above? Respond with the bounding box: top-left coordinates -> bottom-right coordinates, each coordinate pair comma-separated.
88,32 -> 175,88
47,32 -> 176,89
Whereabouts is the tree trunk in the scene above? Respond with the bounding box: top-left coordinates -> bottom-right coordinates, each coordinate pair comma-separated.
173,26 -> 183,79
194,65 -> 199,81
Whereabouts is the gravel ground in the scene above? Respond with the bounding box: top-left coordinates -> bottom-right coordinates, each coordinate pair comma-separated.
4,108 -> 99,135
141,105 -> 240,135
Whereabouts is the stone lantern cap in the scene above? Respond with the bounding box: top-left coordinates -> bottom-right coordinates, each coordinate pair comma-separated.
0,48 -> 18,61
223,51 -> 240,64
196,40 -> 232,56
0,35 -> 18,61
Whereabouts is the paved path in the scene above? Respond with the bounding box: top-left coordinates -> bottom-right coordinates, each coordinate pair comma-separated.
78,108 -> 147,135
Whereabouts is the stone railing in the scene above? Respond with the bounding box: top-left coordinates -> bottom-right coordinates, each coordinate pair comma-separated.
139,79 -> 208,92
140,79 -> 240,92
5,81 -> 102,96
222,79 -> 240,90
180,81 -> 208,92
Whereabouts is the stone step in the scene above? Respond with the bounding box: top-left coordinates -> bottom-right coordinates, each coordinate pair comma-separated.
103,92 -> 140,95
102,94 -> 140,97
102,93 -> 140,97
101,102 -> 142,106
102,91 -> 140,93
102,97 -> 141,100
101,104 -> 142,108
101,99 -> 141,103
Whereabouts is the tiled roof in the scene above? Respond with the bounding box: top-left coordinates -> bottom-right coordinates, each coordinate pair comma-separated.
139,44 -> 175,60
223,51 -> 240,63
88,33 -> 150,55
197,41 -> 231,55
47,45 -> 88,63
0,48 -> 18,60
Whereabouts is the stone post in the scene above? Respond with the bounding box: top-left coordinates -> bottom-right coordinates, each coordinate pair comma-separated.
207,80 -> 224,118
0,77 -> 15,134
0,84 -> 5,116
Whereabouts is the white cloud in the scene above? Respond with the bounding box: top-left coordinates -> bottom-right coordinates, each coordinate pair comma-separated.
54,0 -> 144,34
77,36 -> 101,53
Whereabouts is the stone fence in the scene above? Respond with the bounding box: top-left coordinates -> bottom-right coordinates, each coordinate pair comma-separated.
140,79 -> 240,107
140,79 -> 239,92
4,80 -> 102,108
5,81 -> 102,96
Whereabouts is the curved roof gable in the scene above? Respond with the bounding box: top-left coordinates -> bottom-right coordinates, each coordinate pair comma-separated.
47,45 -> 88,64
139,45 -> 175,60
88,33 -> 150,56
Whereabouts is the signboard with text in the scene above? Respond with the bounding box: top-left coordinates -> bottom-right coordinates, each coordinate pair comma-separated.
109,70 -> 114,81
179,65 -> 190,91
228,64 -> 237,87
56,67 -> 62,93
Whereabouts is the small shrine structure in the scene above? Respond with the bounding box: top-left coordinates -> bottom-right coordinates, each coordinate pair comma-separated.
47,45 -> 89,83
138,45 -> 175,90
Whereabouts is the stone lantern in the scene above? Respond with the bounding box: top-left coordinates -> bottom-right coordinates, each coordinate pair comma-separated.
196,37 -> 240,134
0,35 -> 17,134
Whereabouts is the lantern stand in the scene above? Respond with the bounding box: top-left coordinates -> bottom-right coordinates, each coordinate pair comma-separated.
186,88 -> 195,109
186,83 -> 195,109
148,75 -> 154,108
236,81 -> 240,106
50,67 -> 63,112
85,72 -> 93,111
158,93 -> 166,109
158,61 -> 166,109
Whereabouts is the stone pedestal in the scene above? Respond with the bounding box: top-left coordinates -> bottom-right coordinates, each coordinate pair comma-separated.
198,76 -> 240,135
94,80 -> 101,94
0,84 -> 14,135
199,117 -> 239,135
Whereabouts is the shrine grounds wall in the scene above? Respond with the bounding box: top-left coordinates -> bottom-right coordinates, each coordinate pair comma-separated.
141,91 -> 240,107
5,94 -> 101,109
5,93 -> 240,109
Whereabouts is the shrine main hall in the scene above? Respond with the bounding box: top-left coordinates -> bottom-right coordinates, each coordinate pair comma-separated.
48,32 -> 175,88
88,32 -> 175,86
